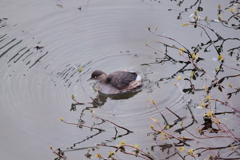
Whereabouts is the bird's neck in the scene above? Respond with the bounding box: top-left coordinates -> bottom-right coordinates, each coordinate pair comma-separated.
99,73 -> 108,84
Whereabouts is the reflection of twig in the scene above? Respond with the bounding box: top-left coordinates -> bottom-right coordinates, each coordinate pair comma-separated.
175,83 -> 198,123
149,117 -> 185,160
92,114 -> 133,133
61,119 -> 104,131
79,76 -> 101,106
188,23 -> 219,55
72,98 -> 85,105
166,107 -> 181,119
68,131 -> 102,149
180,53 -> 204,72
96,143 -> 154,160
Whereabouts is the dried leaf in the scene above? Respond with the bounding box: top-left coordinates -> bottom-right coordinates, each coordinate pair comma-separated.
227,82 -> 232,88
120,141 -> 125,145
205,110 -> 213,117
78,67 -> 83,73
177,75 -> 181,81
95,154 -> 102,158
152,100 -> 156,105
72,94 -> 75,100
178,147 -> 185,151
229,8 -> 234,12
206,94 -> 211,100
135,144 -> 139,149
187,148 -> 194,157
179,48 -> 185,51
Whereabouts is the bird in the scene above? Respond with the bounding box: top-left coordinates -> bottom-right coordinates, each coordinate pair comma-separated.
88,70 -> 142,94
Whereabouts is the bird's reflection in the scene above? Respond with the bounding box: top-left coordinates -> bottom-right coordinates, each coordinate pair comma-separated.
91,89 -> 141,107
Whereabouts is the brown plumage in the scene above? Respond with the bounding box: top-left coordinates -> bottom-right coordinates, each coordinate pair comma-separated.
88,70 -> 142,94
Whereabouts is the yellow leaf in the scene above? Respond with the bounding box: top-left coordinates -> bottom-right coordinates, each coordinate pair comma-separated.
60,117 -> 64,121
108,151 -> 115,156
206,94 -> 211,100
200,102 -> 205,107
196,52 -> 200,58
72,94 -> 75,100
161,132 -> 166,136
152,100 -> 156,105
205,110 -> 213,117
187,148 -> 194,157
150,125 -> 154,129
215,67 -> 220,72
209,154 -> 214,159
166,125 -> 170,129
120,141 -> 125,145
95,154 -> 102,158
93,87 -> 99,91
135,144 -> 139,149
190,71 -> 194,78
203,86 -> 208,92
181,136 -> 185,141
49,146 -> 53,149
78,66 -> 83,73
182,23 -> 188,27
178,52 -> 183,55
180,121 -> 184,127
90,109 -> 94,113
229,8 -> 234,12
212,118 -> 219,124
177,76 -> 181,81
161,136 -> 165,140
179,48 -> 185,51
218,55 -> 223,60
173,83 -> 177,86
228,82 -> 232,88
152,118 -> 158,122
197,127 -> 201,133
218,14 -> 222,20
178,147 -> 185,151
218,4 -> 221,9
191,53 -> 196,60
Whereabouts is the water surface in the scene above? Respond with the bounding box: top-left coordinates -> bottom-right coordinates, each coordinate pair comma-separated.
0,0 -> 239,159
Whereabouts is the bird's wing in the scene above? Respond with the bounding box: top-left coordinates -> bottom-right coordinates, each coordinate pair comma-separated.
108,71 -> 137,89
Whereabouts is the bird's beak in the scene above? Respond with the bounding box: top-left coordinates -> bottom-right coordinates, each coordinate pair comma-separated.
87,78 -> 92,81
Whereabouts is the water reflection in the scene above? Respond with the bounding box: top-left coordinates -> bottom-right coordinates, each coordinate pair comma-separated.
1,0 -> 240,160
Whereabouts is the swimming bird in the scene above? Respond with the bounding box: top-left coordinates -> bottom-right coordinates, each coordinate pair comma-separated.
88,70 -> 142,94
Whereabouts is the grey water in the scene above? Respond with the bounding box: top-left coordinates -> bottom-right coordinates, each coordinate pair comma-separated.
0,0 -> 239,159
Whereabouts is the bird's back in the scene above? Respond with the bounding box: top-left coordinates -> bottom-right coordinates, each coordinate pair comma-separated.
108,71 -> 138,90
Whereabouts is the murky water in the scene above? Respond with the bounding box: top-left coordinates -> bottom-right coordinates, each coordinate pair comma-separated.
0,0 -> 239,160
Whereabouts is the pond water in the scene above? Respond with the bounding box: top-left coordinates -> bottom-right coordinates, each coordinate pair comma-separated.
0,0 -> 239,160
